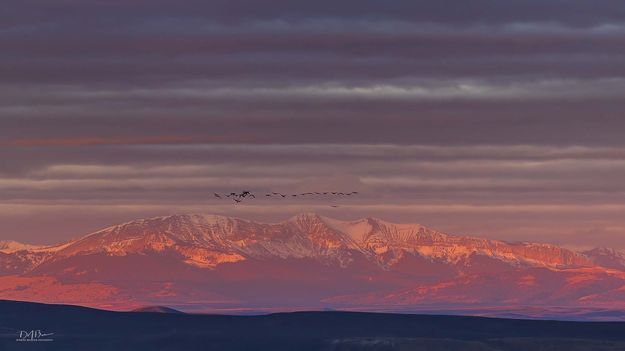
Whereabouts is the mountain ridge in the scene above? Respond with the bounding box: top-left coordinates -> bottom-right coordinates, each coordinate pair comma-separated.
1,213 -> 595,271
1,213 -> 624,315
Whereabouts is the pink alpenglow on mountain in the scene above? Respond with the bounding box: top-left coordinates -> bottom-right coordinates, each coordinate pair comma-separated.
2,213 -> 625,316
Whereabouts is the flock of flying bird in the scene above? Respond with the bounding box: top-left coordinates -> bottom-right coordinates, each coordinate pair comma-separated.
214,190 -> 358,207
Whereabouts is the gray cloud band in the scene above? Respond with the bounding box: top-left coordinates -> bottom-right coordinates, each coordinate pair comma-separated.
2,0 -> 625,248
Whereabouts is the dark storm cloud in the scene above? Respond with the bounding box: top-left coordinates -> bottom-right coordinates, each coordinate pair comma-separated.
3,0 -> 625,248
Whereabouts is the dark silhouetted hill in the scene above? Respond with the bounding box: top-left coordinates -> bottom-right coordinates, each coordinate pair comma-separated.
2,300 -> 625,350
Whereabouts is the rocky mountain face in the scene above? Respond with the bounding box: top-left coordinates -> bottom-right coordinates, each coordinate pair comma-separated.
0,213 -> 623,315
582,247 -> 625,271
0,240 -> 42,253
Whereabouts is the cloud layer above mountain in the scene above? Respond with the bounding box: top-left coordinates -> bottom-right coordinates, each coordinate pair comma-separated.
2,0 -> 625,248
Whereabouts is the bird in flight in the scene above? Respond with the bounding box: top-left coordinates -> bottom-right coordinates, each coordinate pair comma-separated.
213,190 -> 359,203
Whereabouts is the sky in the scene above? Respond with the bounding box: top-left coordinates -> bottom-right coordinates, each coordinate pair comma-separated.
3,0 -> 625,249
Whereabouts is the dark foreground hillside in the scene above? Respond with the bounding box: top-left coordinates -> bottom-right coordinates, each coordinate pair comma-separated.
2,300 -> 625,350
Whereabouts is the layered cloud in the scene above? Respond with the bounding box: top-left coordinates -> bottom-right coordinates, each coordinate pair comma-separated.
2,0 -> 625,248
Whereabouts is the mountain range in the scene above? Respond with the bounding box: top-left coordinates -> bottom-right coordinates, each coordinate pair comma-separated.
2,213 -> 625,318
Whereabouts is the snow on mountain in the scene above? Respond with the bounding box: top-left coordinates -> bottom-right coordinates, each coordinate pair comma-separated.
322,215 -> 591,268
2,213 -> 625,312
0,213 -> 593,271
0,240 -> 43,253
582,248 -> 625,270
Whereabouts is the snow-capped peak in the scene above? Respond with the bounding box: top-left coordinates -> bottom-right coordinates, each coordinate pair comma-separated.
0,213 -> 594,270
582,247 -> 625,270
